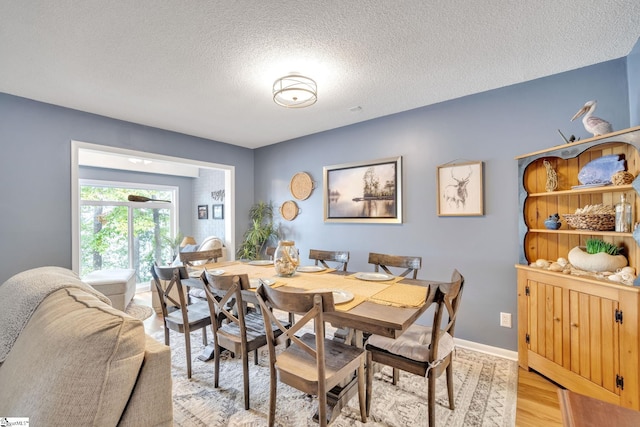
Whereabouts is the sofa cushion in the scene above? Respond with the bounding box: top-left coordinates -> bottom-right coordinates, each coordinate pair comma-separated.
0,287 -> 146,426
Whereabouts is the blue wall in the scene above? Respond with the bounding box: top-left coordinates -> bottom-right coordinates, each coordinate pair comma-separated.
628,37 -> 640,126
254,58 -> 631,351
0,94 -> 254,283
0,56 -> 633,351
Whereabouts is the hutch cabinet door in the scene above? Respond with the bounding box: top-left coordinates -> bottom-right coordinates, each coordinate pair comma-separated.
568,290 -> 619,395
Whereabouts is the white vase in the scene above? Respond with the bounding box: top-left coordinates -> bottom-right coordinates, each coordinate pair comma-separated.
568,246 -> 628,272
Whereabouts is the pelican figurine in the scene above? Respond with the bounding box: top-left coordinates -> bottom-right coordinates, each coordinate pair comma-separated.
571,100 -> 613,136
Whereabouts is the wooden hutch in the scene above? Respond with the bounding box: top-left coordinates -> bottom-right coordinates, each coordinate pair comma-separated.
515,126 -> 640,409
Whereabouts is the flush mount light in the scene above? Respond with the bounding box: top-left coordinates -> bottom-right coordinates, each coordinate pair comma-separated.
272,74 -> 317,108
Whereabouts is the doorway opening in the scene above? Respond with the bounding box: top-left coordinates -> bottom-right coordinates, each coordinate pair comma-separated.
71,141 -> 235,284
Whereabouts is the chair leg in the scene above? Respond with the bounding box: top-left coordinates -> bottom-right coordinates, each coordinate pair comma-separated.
318,384 -> 327,427
392,367 -> 399,385
268,366 -> 277,427
214,343 -> 220,388
185,332 -> 192,379
365,351 -> 373,417
428,371 -> 436,427
357,357 -> 367,423
254,348 -> 258,365
243,350 -> 250,410
163,327 -> 170,346
446,363 -> 455,409
202,327 -> 208,346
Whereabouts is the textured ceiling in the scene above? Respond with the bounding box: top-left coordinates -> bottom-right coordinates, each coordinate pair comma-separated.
1,1 -> 639,149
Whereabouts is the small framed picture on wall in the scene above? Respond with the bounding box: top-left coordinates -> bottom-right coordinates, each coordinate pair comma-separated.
212,204 -> 224,219
198,205 -> 208,219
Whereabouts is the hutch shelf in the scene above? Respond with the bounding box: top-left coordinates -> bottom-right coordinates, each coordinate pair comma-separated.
515,126 -> 640,409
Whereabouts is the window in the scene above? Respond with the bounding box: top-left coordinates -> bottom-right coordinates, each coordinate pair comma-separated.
79,180 -> 177,284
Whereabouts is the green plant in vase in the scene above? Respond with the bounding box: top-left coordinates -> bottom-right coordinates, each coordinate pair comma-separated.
162,230 -> 184,261
585,238 -> 623,255
237,201 -> 280,260
568,238 -> 627,272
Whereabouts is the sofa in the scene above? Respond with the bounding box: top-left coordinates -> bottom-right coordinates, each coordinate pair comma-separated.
0,266 -> 173,426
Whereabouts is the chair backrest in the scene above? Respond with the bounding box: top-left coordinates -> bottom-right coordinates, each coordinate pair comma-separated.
179,248 -> 222,266
367,252 -> 422,279
429,269 -> 464,362
150,264 -> 189,320
201,272 -> 251,339
265,246 -> 276,260
309,249 -> 350,271
256,284 -> 334,363
441,269 -> 464,338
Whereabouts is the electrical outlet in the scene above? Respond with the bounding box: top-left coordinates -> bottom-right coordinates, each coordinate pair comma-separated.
500,312 -> 512,328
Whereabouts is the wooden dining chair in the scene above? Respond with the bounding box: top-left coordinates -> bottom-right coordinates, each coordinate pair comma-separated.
256,284 -> 367,426
368,252 -> 422,278
309,249 -> 350,271
365,269 -> 464,427
201,271 -> 275,410
150,264 -> 212,379
265,246 -> 276,260
179,247 -> 223,267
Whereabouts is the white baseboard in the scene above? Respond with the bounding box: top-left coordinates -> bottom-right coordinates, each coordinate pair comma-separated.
454,338 -> 518,361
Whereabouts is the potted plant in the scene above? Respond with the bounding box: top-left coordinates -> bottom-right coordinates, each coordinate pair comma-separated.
568,238 -> 628,272
237,201 -> 280,260
161,230 -> 184,262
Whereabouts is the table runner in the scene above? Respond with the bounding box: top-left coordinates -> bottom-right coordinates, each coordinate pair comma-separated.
199,262 -> 427,311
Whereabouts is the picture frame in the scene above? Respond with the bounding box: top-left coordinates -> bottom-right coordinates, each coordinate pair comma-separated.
323,156 -> 402,223
197,204 -> 208,220
436,160 -> 484,216
212,204 -> 224,219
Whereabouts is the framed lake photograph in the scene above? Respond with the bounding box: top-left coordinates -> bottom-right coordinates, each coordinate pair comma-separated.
323,156 -> 402,223
437,160 -> 484,216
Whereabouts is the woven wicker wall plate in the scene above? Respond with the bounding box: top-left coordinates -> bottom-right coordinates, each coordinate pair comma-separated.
289,172 -> 315,200
280,200 -> 300,221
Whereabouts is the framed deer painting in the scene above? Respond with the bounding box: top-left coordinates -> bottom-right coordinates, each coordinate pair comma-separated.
437,161 -> 484,216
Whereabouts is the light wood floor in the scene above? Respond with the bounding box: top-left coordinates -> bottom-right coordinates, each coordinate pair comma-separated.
134,291 -> 563,426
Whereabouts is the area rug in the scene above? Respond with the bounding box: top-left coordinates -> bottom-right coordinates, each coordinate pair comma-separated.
125,301 -> 153,320
156,330 -> 517,426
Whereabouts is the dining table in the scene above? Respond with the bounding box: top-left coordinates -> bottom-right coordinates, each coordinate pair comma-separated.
187,259 -> 444,422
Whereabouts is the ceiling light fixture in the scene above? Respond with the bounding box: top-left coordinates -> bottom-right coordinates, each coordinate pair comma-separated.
272,74 -> 317,108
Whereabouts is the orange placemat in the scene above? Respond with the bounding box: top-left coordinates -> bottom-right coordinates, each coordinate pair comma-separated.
368,283 -> 428,308
334,294 -> 366,312
296,267 -> 336,274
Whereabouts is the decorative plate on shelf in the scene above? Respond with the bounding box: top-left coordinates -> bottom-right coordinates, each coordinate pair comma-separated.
290,172 -> 315,200
577,154 -> 625,186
